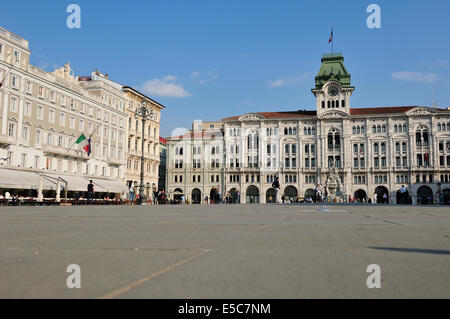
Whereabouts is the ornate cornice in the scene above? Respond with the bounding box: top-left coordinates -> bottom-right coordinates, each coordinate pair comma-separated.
239,113 -> 264,122
318,110 -> 350,120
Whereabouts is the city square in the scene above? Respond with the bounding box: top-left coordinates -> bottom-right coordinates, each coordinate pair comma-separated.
1,0 -> 450,304
0,204 -> 449,299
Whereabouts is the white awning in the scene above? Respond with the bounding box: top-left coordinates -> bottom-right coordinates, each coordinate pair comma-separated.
0,168 -> 126,193
0,169 -> 53,190
61,176 -> 92,192
84,178 -> 128,194
0,169 -> 37,189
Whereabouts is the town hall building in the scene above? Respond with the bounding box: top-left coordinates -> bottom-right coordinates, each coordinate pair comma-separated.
166,53 -> 450,205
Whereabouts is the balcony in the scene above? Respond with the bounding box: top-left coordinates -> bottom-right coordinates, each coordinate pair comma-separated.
107,158 -> 123,166
43,145 -> 88,160
0,135 -> 15,145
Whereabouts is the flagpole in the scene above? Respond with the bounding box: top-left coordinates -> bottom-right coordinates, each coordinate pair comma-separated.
0,59 -> 18,88
332,26 -> 334,56
65,118 -> 106,156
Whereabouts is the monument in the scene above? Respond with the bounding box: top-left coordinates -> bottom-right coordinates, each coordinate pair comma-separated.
325,161 -> 344,202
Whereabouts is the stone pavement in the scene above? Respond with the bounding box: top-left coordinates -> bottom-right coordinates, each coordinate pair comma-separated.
0,204 -> 449,298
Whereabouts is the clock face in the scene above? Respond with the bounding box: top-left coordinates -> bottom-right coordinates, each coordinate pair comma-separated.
327,85 -> 339,97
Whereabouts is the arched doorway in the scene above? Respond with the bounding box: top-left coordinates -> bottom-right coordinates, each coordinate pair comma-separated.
443,189 -> 450,205
173,188 -> 183,202
354,189 -> 367,203
374,186 -> 389,204
246,186 -> 260,204
191,188 -> 201,204
284,186 -> 298,203
229,188 -> 239,204
305,189 -> 316,203
396,190 -> 411,204
417,186 -> 433,205
266,188 -> 276,203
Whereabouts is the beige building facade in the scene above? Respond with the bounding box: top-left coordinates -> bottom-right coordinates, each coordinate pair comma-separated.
0,26 -> 163,198
123,87 -> 165,200
166,53 -> 450,205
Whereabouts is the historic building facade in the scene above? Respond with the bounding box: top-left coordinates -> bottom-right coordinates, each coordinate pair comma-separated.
166,53 -> 450,205
123,86 -> 164,200
0,26 -> 164,199
167,127 -> 225,204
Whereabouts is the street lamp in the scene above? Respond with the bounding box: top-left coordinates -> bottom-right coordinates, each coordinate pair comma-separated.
134,101 -> 154,205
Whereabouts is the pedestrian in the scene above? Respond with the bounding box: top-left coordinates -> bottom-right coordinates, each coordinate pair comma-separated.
129,181 -> 135,204
382,192 -> 388,204
399,185 -> 407,204
74,192 -> 80,205
373,192 -> 377,204
87,180 -> 95,204
272,177 -> 280,203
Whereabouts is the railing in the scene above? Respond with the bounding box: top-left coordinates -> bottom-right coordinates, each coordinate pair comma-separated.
0,27 -> 29,49
0,135 -> 15,145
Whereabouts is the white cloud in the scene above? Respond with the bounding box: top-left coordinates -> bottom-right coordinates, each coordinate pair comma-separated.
141,76 -> 191,98
190,71 -> 200,80
190,70 -> 218,84
268,72 -> 313,88
391,71 -> 439,83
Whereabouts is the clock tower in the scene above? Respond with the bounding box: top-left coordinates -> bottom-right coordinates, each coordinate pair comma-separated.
311,53 -> 355,116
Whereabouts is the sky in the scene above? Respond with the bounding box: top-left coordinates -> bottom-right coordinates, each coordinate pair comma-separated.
1,0 -> 450,137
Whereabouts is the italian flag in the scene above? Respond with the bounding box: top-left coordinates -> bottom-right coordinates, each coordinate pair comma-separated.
76,134 -> 91,156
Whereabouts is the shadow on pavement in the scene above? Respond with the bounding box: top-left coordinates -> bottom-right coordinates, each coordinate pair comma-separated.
369,247 -> 450,256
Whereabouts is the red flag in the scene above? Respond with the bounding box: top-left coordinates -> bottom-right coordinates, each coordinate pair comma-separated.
329,29 -> 333,43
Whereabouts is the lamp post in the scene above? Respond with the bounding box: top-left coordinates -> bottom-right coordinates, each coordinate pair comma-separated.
134,101 -> 154,205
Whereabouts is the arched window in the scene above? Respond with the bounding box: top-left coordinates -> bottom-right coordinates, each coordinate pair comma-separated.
394,125 -> 398,132
328,133 -> 333,149
382,125 -> 386,133
416,131 -> 422,146
423,131 -> 429,146
352,126 -> 356,134
336,100 -> 340,108
284,128 -> 288,135
334,134 -> 341,149
377,125 -> 381,133
342,100 -> 345,108
332,100 -> 335,108
322,101 -> 325,108
327,101 -> 331,108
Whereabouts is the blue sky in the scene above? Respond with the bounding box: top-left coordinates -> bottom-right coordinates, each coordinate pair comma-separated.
1,0 -> 450,137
